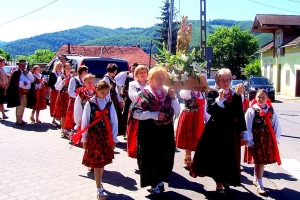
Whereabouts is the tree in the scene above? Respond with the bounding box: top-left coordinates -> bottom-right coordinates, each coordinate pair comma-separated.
0,48 -> 13,61
16,49 -> 56,65
154,0 -> 179,54
207,26 -> 259,77
244,59 -> 262,77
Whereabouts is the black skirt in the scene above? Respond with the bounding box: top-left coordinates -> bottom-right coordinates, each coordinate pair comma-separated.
137,119 -> 175,188
0,87 -> 6,104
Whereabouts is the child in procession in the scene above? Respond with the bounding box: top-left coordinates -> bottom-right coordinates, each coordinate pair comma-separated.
244,89 -> 281,195
80,80 -> 119,200
29,65 -> 47,123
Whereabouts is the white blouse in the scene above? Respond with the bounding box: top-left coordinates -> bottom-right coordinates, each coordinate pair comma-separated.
215,88 -> 235,108
243,103 -> 281,143
19,70 -> 34,90
54,75 -> 71,91
68,76 -> 83,98
114,71 -> 133,87
33,74 -> 43,90
179,90 -> 211,123
128,80 -> 147,102
133,85 -> 181,120
102,73 -> 121,102
81,96 -> 119,143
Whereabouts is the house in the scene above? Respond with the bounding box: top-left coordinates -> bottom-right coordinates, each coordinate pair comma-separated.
252,14 -> 300,97
53,44 -> 157,67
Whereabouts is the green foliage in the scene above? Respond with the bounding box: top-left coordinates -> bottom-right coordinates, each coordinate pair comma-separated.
0,48 -> 13,61
244,59 -> 262,77
207,26 -> 259,77
15,49 -> 55,65
154,0 -> 179,54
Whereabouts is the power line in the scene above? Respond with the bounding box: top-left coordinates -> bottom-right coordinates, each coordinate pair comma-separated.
287,0 -> 300,3
248,0 -> 300,14
0,0 -> 58,26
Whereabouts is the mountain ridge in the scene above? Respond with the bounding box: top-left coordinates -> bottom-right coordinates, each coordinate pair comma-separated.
1,19 -> 273,57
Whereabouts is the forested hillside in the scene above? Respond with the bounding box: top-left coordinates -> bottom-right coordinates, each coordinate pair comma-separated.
1,19 -> 273,57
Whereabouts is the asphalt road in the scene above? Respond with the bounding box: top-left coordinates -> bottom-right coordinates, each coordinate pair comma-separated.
0,98 -> 300,200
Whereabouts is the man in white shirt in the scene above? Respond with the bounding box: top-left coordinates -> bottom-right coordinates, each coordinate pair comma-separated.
6,60 -> 35,125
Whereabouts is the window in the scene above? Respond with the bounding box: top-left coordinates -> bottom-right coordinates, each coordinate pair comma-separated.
275,30 -> 283,56
286,70 -> 290,86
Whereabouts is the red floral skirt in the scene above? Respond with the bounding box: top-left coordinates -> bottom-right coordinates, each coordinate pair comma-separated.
82,127 -> 114,168
53,92 -> 69,119
31,87 -> 47,110
50,89 -> 58,117
127,115 -> 138,158
64,97 -> 75,129
248,130 -> 277,164
176,110 -> 204,151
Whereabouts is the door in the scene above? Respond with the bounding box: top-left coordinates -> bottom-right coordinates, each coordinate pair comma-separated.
277,64 -> 281,93
296,70 -> 300,97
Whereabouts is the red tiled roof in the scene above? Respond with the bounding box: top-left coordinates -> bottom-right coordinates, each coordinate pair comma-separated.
54,45 -> 157,66
255,40 -> 274,53
252,14 -> 300,33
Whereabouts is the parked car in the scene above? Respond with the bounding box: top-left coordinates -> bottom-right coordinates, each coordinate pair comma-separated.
207,78 -> 216,88
244,76 -> 275,102
231,79 -> 244,89
42,54 -> 130,102
4,65 -> 18,78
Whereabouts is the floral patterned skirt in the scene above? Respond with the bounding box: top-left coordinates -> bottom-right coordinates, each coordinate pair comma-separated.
31,87 -> 47,110
64,97 -> 75,129
53,92 -> 69,119
50,89 -> 58,117
250,130 -> 277,164
82,127 -> 114,168
176,110 -> 204,151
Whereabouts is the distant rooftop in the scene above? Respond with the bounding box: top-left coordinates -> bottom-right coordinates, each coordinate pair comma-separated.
252,14 -> 300,33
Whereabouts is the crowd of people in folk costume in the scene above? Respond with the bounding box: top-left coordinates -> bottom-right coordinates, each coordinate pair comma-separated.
0,55 -> 282,199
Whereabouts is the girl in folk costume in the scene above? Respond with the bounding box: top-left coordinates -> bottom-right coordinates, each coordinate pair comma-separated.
73,74 -> 95,147
127,65 -> 148,158
243,89 -> 281,195
0,56 -> 8,119
29,65 -> 47,123
53,63 -> 72,137
103,63 -> 125,136
131,67 -> 180,196
64,65 -> 88,137
115,62 -> 139,138
48,61 -> 63,125
175,90 -> 210,167
190,68 -> 246,195
80,80 -> 118,200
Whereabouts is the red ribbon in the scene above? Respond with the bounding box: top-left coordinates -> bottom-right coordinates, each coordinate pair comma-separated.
259,110 -> 281,165
71,109 -> 115,148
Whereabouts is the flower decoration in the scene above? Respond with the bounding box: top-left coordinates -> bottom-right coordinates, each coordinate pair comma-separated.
154,43 -> 206,84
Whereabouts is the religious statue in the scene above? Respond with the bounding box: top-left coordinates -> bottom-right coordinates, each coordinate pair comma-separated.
176,16 -> 193,54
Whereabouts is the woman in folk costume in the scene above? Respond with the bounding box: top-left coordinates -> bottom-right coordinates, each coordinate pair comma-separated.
73,73 -> 95,147
175,90 -> 210,167
48,61 -> 63,125
190,68 -> 246,195
243,89 -> 281,195
53,63 -> 72,137
115,62 -> 139,138
131,66 -> 180,196
103,63 -> 125,136
29,65 -> 47,123
126,65 -> 148,158
80,80 -> 118,200
64,65 -> 88,138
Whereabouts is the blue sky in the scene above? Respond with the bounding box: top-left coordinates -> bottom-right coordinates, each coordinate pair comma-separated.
0,0 -> 299,42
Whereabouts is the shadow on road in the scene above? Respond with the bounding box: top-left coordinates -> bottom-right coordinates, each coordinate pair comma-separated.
0,120 -> 57,132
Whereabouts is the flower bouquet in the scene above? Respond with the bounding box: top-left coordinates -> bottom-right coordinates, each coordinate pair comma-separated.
154,43 -> 208,91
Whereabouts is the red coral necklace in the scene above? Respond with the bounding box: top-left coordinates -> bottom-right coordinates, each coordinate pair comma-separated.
150,85 -> 165,101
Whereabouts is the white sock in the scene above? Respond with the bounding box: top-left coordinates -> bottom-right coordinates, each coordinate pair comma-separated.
97,188 -> 104,196
257,179 -> 263,189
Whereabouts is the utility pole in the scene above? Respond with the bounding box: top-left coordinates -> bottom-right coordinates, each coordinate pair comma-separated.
168,0 -> 174,52
200,0 -> 206,59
